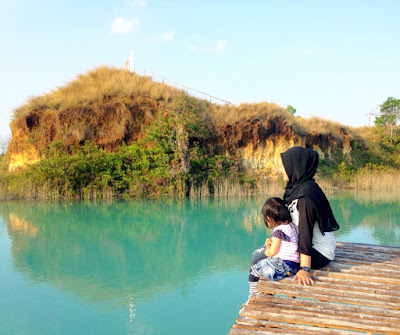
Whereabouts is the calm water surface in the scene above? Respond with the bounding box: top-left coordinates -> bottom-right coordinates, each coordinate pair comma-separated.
1,192 -> 400,334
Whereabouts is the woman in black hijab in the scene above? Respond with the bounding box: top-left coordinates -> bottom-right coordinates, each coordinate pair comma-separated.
280,146 -> 339,285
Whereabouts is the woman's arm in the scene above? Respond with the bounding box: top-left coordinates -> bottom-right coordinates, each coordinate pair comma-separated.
294,254 -> 314,285
265,237 -> 281,257
295,197 -> 319,286
297,197 -> 317,256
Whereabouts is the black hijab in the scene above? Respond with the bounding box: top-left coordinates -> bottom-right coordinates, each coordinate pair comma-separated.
281,146 -> 339,234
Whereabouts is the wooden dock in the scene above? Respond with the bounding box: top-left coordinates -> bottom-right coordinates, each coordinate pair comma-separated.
230,242 -> 400,335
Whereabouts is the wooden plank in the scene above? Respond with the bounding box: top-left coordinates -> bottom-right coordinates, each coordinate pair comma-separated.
248,298 -> 400,324
332,257 -> 400,270
279,276 -> 400,297
336,242 -> 400,254
333,254 -> 400,266
252,294 -> 400,318
239,305 -> 400,334
256,281 -> 400,309
333,252 -> 400,264
257,279 -> 400,303
231,324 -> 308,335
310,269 -> 400,285
234,317 -> 362,335
324,261 -> 400,276
231,242 -> 400,334
229,327 -> 302,335
280,274 -> 400,291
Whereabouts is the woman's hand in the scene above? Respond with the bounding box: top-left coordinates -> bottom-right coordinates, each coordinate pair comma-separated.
294,269 -> 314,286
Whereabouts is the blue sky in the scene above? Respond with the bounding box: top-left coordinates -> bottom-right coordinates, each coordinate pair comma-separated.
1,0 -> 400,137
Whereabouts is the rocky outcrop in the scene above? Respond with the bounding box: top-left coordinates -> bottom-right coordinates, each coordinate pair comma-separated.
8,118 -> 41,171
7,105 -> 354,173
7,96 -> 159,171
220,116 -> 352,177
6,70 -> 354,174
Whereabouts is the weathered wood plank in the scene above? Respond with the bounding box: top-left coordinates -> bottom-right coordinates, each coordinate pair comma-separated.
229,327 -> 302,335
281,276 -> 400,292
336,242 -> 400,254
229,324 -> 308,335
257,279 -> 400,304
256,281 -> 400,309
329,258 -> 400,270
230,242 -> 400,334
279,275 -> 400,296
234,317 -> 362,335
310,269 -> 400,285
239,305 -> 400,334
324,261 -> 400,275
252,294 -> 400,318
248,299 -> 400,325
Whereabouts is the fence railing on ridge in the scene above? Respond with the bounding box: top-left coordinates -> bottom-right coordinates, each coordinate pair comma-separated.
143,69 -> 231,105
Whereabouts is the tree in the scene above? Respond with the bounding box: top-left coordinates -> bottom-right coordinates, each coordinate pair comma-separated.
374,97 -> 400,142
286,105 -> 296,115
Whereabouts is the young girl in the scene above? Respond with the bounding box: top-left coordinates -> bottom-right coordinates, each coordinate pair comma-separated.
247,197 -> 300,301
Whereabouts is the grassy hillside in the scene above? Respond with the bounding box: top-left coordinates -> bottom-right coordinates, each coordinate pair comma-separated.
11,66 -> 354,143
2,66 -> 399,200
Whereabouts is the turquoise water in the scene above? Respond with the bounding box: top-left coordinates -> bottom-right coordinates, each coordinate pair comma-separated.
0,192 -> 399,334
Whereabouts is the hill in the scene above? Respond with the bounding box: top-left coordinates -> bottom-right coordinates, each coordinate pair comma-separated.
2,66 -> 387,200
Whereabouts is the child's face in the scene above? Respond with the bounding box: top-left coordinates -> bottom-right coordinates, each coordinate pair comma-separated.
265,216 -> 276,229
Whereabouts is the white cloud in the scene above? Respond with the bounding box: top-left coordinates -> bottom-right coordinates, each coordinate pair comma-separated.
146,32 -> 176,43
163,32 -> 175,41
123,0 -> 147,7
189,40 -> 228,54
215,40 -> 227,52
110,17 -> 140,35
133,0 -> 147,7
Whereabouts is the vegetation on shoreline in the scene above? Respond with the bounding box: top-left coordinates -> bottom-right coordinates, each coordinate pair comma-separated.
2,67 -> 400,200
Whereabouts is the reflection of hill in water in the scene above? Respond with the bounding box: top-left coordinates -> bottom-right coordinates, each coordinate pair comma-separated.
0,199 -> 265,305
1,193 -> 399,307
330,191 -> 400,246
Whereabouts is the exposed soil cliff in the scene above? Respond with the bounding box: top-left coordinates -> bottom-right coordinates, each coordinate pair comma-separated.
6,67 -> 355,174
8,95 -> 160,170
220,116 -> 352,176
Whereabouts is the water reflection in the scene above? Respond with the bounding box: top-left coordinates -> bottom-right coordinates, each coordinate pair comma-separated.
329,191 -> 400,246
0,192 -> 399,334
0,199 -> 264,307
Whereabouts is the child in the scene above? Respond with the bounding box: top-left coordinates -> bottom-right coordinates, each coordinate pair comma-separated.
247,197 -> 300,301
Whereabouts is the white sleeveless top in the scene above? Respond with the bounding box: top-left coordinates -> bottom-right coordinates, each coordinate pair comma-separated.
287,199 -> 336,261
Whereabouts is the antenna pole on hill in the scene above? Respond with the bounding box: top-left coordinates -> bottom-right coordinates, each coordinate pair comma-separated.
126,50 -> 134,72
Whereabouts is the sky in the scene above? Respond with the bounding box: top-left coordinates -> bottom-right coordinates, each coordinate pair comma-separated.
1,0 -> 400,138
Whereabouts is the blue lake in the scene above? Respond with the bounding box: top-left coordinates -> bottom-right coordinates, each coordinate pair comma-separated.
0,192 -> 399,334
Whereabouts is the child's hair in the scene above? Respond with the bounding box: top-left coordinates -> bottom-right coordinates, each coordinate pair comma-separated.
262,197 -> 291,228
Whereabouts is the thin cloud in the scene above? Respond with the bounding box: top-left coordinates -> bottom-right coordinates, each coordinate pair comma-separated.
133,0 -> 147,7
123,0 -> 147,7
146,32 -> 176,43
189,40 -> 228,54
110,17 -> 140,35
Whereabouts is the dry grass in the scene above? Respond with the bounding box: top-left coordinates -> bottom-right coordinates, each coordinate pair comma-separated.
12,65 -> 352,142
13,66 -> 187,120
295,116 -> 351,141
351,167 -> 400,191
188,179 -> 284,199
351,126 -> 375,139
209,102 -> 295,128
